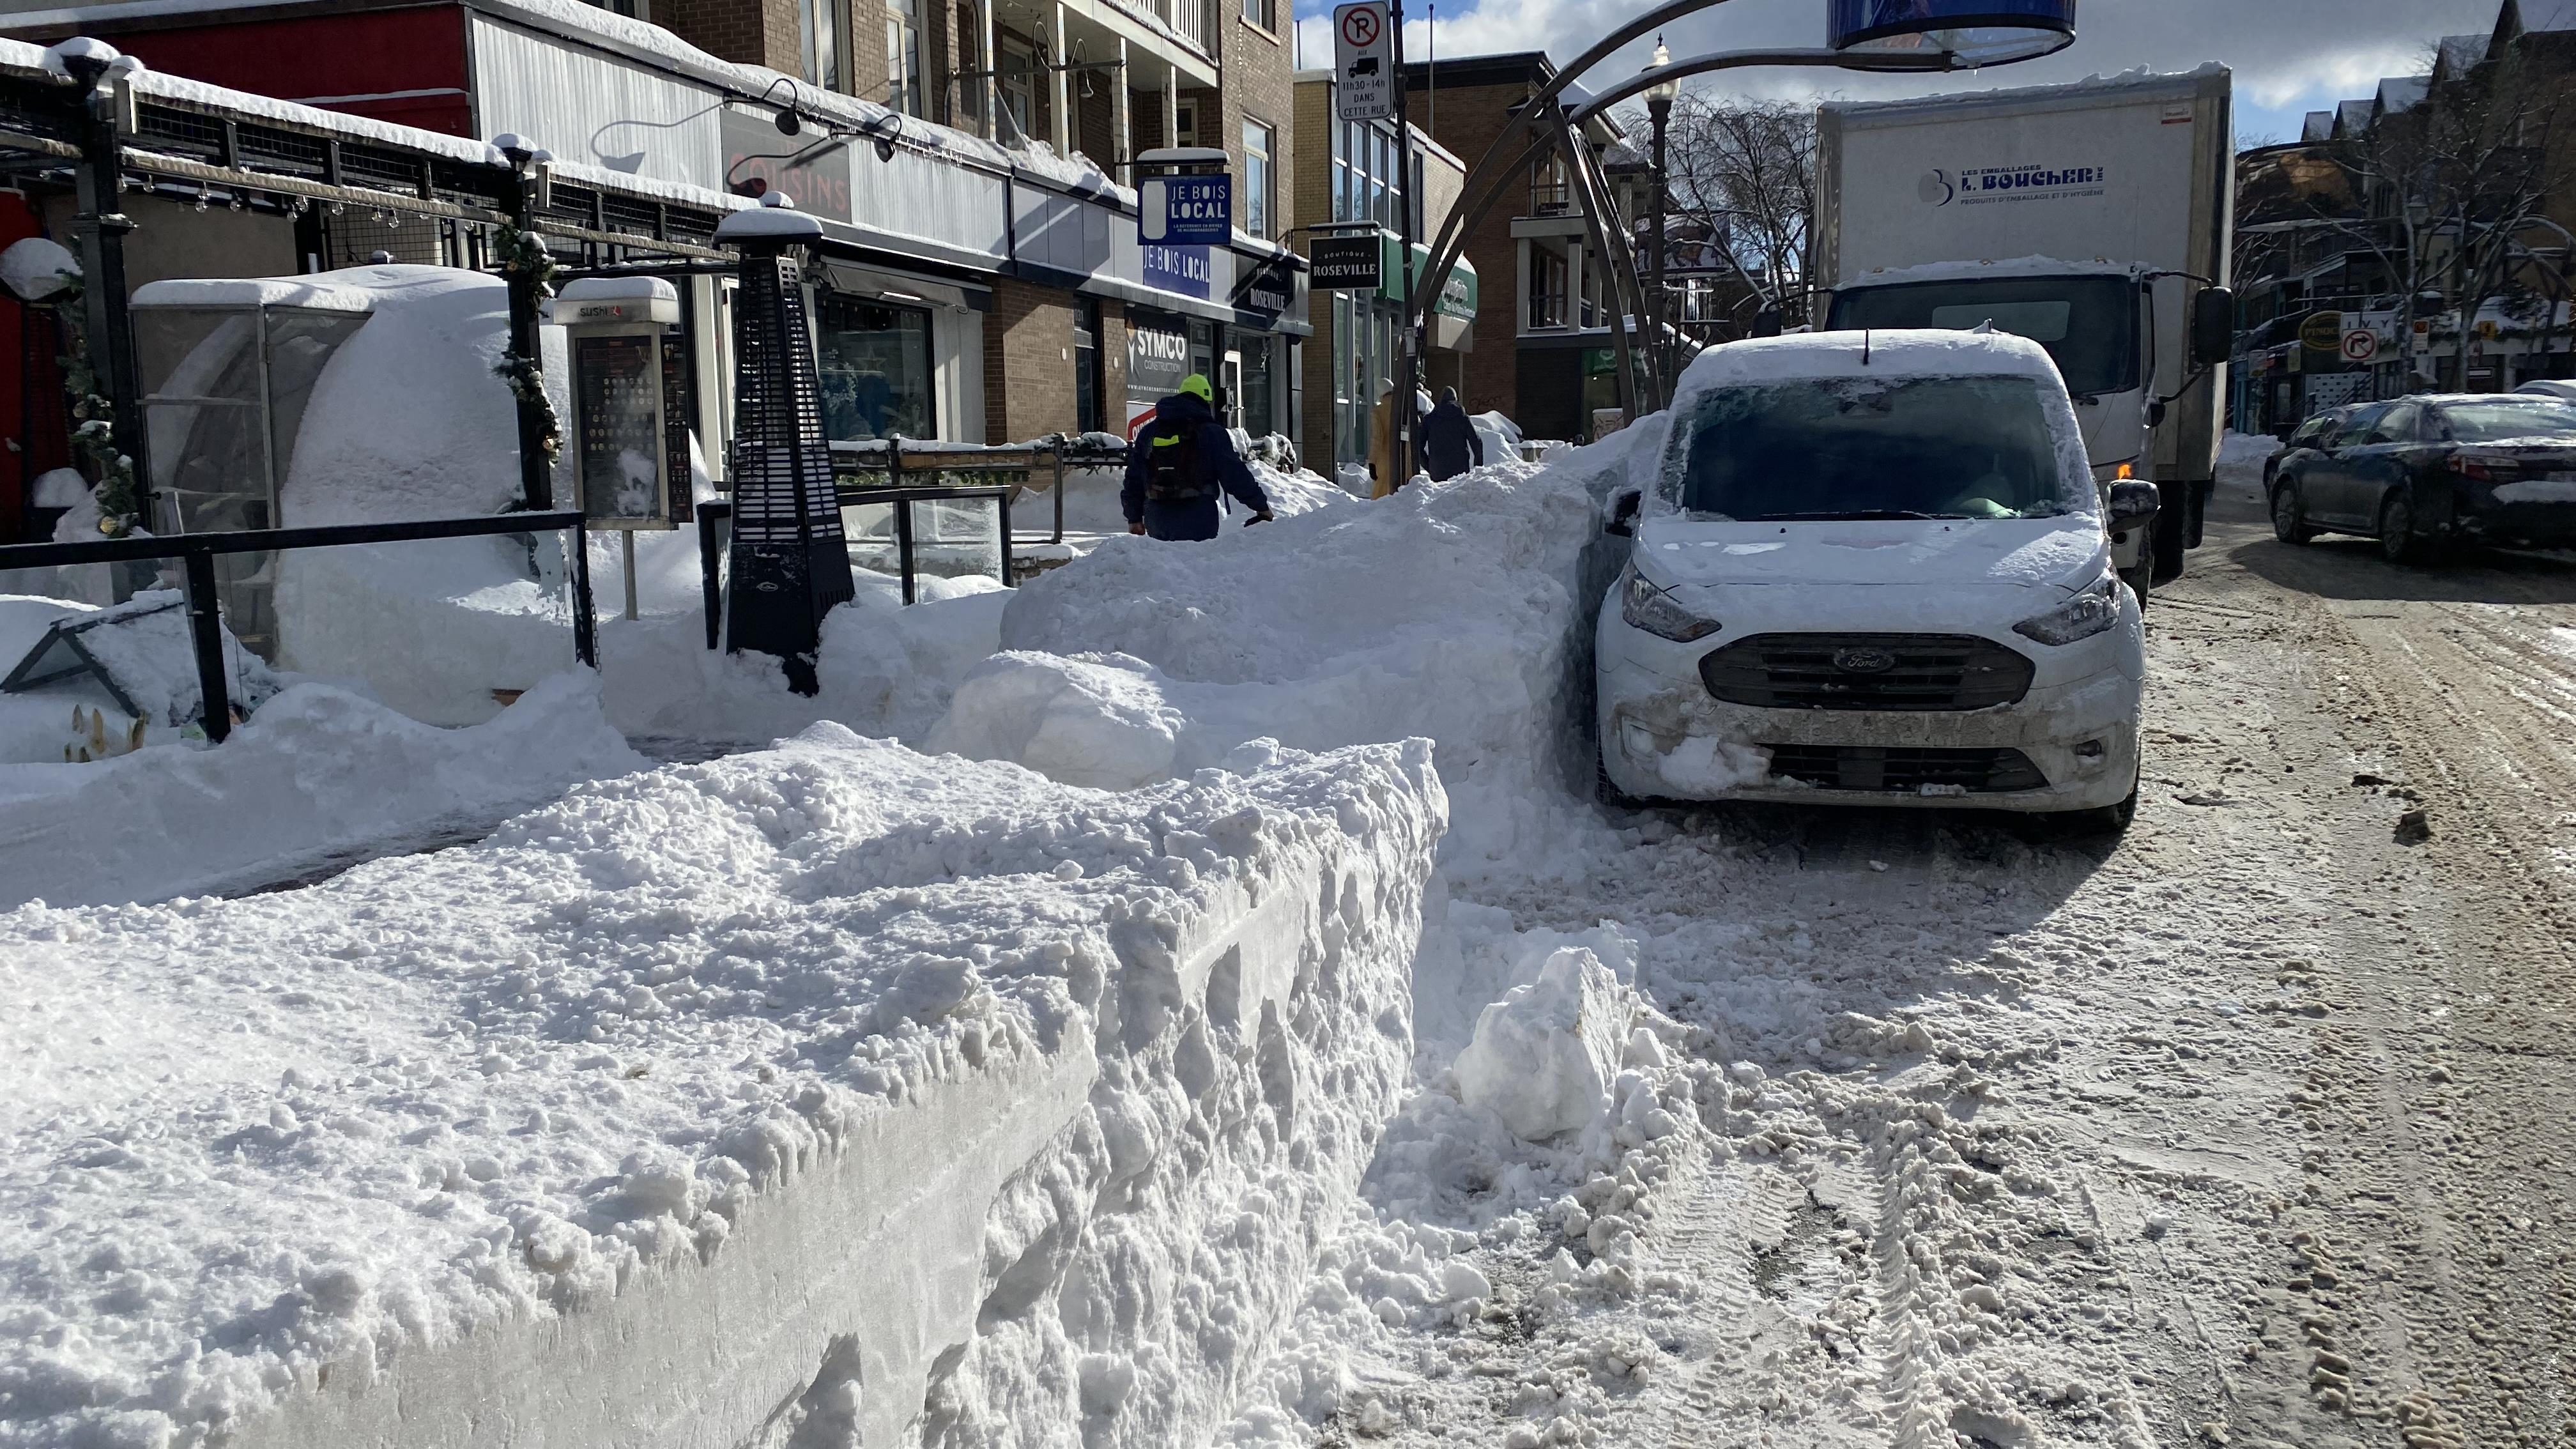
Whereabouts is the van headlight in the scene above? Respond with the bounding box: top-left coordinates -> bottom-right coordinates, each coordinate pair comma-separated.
1620,567 -> 1721,642
2011,574 -> 2123,646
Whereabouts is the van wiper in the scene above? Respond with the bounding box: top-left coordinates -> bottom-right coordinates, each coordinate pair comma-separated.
1746,509 -> 1964,521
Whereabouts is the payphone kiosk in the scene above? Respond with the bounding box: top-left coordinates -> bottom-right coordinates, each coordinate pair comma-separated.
551,275 -> 685,618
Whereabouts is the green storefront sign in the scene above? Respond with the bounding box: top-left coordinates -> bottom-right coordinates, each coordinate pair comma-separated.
1375,233 -> 1477,321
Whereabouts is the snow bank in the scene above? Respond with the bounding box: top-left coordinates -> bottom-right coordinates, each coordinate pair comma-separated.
601,578 -> 1008,744
932,440 -> 1646,874
0,729 -> 1444,1449
2216,429 -> 2276,502
0,671 -> 641,908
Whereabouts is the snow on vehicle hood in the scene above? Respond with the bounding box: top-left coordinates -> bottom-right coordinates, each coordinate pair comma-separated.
1631,513 -> 2107,595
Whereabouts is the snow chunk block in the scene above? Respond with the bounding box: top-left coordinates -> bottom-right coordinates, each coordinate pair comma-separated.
0,728 -> 1446,1449
1452,947 -> 1637,1140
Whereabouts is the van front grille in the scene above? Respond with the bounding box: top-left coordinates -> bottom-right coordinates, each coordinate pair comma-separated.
1700,633 -> 2034,711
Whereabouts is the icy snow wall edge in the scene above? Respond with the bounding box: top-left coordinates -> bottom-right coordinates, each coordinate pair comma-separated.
205,741 -> 1437,1449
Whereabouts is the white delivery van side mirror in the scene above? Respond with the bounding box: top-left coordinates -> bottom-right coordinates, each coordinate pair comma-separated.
2107,480 -> 2160,527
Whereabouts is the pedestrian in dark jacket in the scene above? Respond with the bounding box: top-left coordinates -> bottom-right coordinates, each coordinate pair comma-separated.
1122,374 -> 1273,540
1420,387 -> 1483,482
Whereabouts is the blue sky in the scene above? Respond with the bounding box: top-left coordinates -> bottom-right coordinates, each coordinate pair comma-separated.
1288,0 -> 2521,146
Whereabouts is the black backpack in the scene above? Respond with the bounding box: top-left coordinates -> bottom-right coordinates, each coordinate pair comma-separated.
1142,420 -> 1206,503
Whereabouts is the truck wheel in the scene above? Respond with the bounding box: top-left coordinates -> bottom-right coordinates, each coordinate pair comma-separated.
2150,484 -> 2188,582
2271,482 -> 2316,543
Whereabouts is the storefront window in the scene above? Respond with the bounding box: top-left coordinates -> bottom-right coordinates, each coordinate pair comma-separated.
1238,336 -> 1275,437
817,295 -> 935,440
1075,299 -> 1103,434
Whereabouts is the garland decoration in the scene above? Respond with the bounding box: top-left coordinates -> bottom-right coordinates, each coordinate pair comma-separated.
493,222 -> 563,459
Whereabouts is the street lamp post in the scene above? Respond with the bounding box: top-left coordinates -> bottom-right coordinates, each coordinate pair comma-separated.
1644,40 -> 1679,409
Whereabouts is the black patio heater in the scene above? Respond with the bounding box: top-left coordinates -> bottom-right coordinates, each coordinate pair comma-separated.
717,199 -> 853,695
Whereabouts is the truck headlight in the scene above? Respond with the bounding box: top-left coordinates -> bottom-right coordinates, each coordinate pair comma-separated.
2011,574 -> 2124,646
1620,567 -> 1721,643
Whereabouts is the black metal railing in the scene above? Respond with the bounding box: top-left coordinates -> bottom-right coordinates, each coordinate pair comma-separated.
695,485 -> 1015,649
0,512 -> 594,744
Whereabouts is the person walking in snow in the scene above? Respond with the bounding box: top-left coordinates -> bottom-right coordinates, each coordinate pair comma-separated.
1419,387 -> 1483,482
1123,373 -> 1273,541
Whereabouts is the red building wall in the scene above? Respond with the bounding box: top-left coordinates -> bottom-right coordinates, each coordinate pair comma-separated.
103,5 -> 473,136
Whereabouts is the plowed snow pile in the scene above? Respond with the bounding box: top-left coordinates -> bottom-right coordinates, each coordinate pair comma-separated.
0,730 -> 1442,1448
928,429 -> 1648,877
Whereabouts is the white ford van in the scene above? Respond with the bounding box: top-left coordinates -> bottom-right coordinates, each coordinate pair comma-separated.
1594,330 -> 2154,827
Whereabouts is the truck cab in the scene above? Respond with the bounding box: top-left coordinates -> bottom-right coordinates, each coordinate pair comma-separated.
1825,259 -> 2235,595
1811,67 -> 2235,595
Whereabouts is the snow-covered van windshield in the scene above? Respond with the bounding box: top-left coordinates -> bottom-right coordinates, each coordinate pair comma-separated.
1669,375 -> 2080,523
1827,276 -> 2138,397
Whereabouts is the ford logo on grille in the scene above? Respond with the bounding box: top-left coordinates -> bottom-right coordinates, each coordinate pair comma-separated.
1832,647 -> 1897,673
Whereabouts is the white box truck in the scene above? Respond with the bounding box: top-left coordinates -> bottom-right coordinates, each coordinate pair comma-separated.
1812,67 -> 2235,594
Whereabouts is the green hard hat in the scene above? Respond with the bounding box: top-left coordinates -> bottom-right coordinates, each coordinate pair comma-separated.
1177,373 -> 1213,402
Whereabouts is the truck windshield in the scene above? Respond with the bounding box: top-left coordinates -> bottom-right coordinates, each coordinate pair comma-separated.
1828,277 -> 2140,397
1669,375 -> 2078,522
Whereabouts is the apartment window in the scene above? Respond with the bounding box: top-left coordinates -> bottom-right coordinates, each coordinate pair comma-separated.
999,33 -> 1037,139
799,0 -> 840,89
1242,118 -> 1275,239
588,0 -> 645,17
954,2 -> 985,130
1241,0 -> 1273,28
1529,244 -> 1570,330
887,0 -> 925,116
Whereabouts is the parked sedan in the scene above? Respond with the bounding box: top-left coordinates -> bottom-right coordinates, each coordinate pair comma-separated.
2267,394 -> 2576,562
2265,405 -> 2356,490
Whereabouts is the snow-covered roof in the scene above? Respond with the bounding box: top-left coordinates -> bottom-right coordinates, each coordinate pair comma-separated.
1678,328 -> 2066,390
2334,98 -> 2374,137
2437,33 -> 2488,73
2301,110 -> 2334,142
1843,255 -> 2142,286
130,264 -> 496,312
2376,75 -> 2430,115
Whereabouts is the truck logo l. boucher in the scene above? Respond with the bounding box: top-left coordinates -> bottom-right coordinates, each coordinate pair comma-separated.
1919,169 -> 1955,205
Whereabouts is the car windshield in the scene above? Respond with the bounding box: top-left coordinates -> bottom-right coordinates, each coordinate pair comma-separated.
1669,375 -> 2080,522
1827,276 -> 2138,396
2440,399 -> 2576,442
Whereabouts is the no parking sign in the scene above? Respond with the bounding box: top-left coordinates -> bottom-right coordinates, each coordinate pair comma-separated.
1334,1 -> 1393,119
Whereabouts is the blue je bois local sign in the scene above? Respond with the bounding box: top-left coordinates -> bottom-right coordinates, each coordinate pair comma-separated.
1140,174 -> 1232,245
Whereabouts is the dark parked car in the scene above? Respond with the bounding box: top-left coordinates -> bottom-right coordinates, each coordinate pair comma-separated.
2267,393 -> 2576,562
2266,405 -> 2356,489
